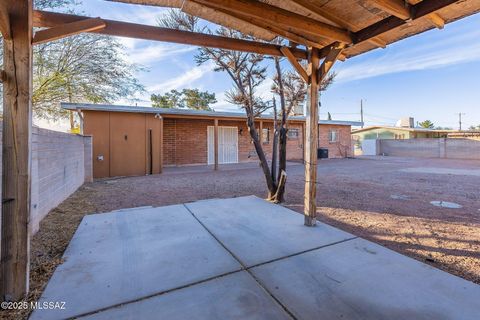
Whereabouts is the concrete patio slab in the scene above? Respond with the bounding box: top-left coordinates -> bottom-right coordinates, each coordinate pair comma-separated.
30,196 -> 480,320
79,271 -> 290,320
30,205 -> 242,320
251,237 -> 480,320
185,196 -> 355,266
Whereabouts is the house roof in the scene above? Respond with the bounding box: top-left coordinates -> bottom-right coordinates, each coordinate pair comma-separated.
351,126 -> 457,134
61,102 -> 363,127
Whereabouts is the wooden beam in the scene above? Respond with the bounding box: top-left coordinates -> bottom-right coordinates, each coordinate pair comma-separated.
318,42 -> 346,80
427,13 -> 445,29
190,1 -> 329,49
368,0 -> 411,20
33,10 -> 310,60
0,3 -> 11,39
406,0 -> 445,29
193,0 -> 352,43
289,0 -> 387,48
280,46 -> 309,83
304,47 -> 320,227
214,119 -> 219,171
354,0 -> 458,44
33,17 -> 106,45
1,0 -> 32,301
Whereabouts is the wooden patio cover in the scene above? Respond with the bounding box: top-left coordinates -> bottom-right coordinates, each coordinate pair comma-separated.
1,0 -> 480,301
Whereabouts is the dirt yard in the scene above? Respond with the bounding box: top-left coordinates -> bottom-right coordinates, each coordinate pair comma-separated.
3,156 -> 480,319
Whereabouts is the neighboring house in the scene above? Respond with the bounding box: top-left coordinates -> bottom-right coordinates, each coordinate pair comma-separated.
63,103 -> 362,178
352,126 -> 452,141
351,126 -> 456,155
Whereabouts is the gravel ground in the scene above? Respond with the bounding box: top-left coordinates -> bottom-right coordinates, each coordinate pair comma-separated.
2,156 -> 479,319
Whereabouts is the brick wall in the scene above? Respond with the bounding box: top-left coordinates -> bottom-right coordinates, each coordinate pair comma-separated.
163,118 -> 306,166
163,118 -> 210,165
0,124 -> 93,235
319,124 -> 353,158
378,138 -> 480,160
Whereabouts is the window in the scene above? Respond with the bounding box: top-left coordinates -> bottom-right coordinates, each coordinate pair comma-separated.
287,128 -> 299,139
262,128 -> 270,144
328,130 -> 338,143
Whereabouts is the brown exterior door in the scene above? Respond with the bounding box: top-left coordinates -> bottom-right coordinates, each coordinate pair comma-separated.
84,111 -> 111,178
109,113 -> 146,177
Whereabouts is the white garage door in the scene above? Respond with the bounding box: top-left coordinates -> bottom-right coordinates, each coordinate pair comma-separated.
207,126 -> 238,164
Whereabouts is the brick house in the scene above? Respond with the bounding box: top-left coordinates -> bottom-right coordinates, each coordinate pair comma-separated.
63,103 -> 361,178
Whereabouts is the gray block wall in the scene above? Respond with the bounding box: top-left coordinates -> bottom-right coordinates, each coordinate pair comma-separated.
1,124 -> 93,235
378,138 -> 480,160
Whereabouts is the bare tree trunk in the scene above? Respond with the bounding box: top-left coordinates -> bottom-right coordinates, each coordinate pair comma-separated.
68,81 -> 74,131
271,98 -> 278,185
246,114 -> 276,197
274,57 -> 288,202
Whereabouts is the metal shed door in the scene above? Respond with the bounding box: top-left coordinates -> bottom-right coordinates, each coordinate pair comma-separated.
208,126 -> 238,164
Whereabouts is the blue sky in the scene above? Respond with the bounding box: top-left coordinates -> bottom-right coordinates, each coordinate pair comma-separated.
54,1 -> 480,130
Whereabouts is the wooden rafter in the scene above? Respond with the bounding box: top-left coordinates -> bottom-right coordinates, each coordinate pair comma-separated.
33,17 -> 106,45
280,47 -> 309,83
318,42 -> 346,81
32,10 -> 310,60
289,0 -> 387,48
368,0 -> 411,20
427,13 -> 445,29
354,0 -> 459,44
406,0 -> 446,29
192,0 -> 352,43
0,3 -> 11,39
189,1 -> 329,49
0,70 -> 6,82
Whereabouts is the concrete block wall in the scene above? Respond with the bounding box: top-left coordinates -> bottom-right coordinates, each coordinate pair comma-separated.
378,138 -> 480,160
1,124 -> 93,235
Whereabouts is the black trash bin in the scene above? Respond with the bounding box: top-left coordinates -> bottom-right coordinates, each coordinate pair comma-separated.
317,148 -> 329,159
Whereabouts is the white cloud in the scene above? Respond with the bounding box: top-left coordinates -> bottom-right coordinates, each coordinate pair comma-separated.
147,62 -> 215,93
337,28 -> 480,83
125,43 -> 196,65
103,4 -> 167,26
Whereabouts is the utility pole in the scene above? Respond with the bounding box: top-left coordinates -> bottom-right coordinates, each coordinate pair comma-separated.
457,113 -> 466,131
360,99 -> 364,128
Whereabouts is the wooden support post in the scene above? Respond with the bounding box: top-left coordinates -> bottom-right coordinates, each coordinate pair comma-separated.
302,122 -> 306,161
303,42 -> 344,227
214,119 -> 219,170
1,0 -> 33,301
304,47 -> 320,226
159,116 -> 163,174
0,69 -> 6,82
